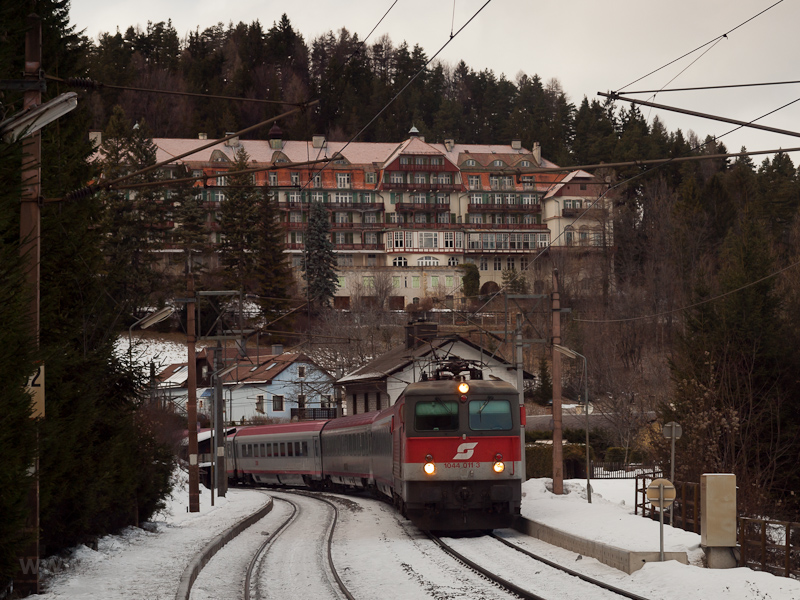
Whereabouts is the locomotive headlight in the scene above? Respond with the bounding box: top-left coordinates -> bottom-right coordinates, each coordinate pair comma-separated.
493,453 -> 504,473
424,454 -> 436,475
457,382 -> 470,394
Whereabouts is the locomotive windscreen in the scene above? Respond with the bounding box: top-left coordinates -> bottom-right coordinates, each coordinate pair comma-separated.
468,399 -> 513,430
414,399 -> 459,431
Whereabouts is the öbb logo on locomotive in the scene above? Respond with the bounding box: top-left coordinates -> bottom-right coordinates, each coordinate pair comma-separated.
452,442 -> 478,460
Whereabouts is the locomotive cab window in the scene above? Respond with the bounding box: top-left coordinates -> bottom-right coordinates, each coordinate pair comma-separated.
469,399 -> 513,430
414,399 -> 459,431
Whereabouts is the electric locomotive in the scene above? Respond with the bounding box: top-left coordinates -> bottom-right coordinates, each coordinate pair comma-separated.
227,373 -> 524,532
384,378 -> 523,530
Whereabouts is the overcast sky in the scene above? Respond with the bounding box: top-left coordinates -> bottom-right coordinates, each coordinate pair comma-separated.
69,0 -> 800,164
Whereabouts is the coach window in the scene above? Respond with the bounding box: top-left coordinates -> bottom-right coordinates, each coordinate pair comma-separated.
294,442 -> 301,456
469,399 -> 513,431
266,443 -> 272,458
288,442 -> 294,457
259,443 -> 265,457
302,441 -> 308,457
280,442 -> 286,457
415,399 -> 459,431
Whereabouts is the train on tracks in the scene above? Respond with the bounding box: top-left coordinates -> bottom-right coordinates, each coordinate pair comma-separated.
226,376 -> 524,531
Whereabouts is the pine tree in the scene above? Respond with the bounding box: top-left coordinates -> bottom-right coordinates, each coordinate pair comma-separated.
460,262 -> 480,299
302,200 -> 337,310
254,188 -> 292,323
97,106 -> 166,314
218,147 -> 260,291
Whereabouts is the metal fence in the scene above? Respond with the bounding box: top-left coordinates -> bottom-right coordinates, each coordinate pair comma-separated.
290,407 -> 338,420
591,462 -> 661,479
739,517 -> 800,578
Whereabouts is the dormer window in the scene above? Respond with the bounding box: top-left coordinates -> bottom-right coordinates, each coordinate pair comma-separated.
464,159 -> 476,167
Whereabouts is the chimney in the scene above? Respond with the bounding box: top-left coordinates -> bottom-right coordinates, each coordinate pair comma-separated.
511,139 -> 522,150
224,132 -> 239,147
444,139 -> 455,152
405,320 -> 438,349
533,142 -> 542,166
198,132 -> 208,140
312,134 -> 326,148
269,123 -> 283,149
271,344 -> 284,355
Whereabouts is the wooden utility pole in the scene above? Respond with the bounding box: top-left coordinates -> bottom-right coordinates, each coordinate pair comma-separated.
551,269 -> 564,495
186,266 -> 200,512
16,13 -> 42,595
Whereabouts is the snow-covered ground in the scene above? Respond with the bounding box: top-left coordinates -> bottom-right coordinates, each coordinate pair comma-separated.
33,475 -> 799,600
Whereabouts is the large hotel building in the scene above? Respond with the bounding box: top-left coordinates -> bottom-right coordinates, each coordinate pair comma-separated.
150,126 -> 612,308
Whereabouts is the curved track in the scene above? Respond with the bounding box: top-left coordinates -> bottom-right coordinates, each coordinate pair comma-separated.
245,491 -> 355,600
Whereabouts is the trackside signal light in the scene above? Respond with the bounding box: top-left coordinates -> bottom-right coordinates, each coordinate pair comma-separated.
424,454 -> 436,475
457,382 -> 470,394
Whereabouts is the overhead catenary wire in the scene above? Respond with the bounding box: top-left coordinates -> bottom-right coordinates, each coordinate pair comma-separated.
615,0 -> 785,93
61,101 -> 317,201
622,79 -> 800,95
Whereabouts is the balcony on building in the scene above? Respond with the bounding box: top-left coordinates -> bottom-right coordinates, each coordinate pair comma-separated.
468,202 -> 541,213
395,201 -> 450,212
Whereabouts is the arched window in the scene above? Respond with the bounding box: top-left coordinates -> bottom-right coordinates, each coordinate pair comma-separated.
448,256 -> 459,267
418,256 -> 439,267
393,256 -> 408,267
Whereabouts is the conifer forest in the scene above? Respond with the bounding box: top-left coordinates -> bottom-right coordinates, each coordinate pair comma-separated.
1,3 -> 799,584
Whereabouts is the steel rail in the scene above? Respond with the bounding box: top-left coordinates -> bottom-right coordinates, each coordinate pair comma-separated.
290,491 -> 357,600
489,533 -> 652,600
427,532 -> 545,600
242,497 -> 298,600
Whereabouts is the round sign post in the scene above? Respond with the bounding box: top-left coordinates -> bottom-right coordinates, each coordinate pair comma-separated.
662,422 -> 681,525
647,478 -> 676,561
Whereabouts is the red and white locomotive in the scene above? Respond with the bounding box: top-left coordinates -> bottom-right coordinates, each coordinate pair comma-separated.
228,377 -> 524,531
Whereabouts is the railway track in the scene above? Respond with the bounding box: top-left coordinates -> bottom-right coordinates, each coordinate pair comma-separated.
429,531 -> 652,600
244,491 -> 355,600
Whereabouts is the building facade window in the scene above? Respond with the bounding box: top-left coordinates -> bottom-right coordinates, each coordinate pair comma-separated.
393,256 -> 408,267
420,232 -> 438,248
336,172 -> 351,188
364,232 -> 378,245
468,175 -> 481,190
269,172 -> 278,187
272,395 -> 284,411
392,276 -> 401,288
412,276 -> 420,288
418,256 -> 439,266
506,257 -> 515,270
390,172 -> 404,184
448,257 -> 459,267
291,172 -> 299,185
479,256 -> 488,271
494,256 -> 502,271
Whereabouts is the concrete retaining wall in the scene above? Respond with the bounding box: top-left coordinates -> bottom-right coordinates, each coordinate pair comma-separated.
175,495 -> 273,600
513,516 -> 688,574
